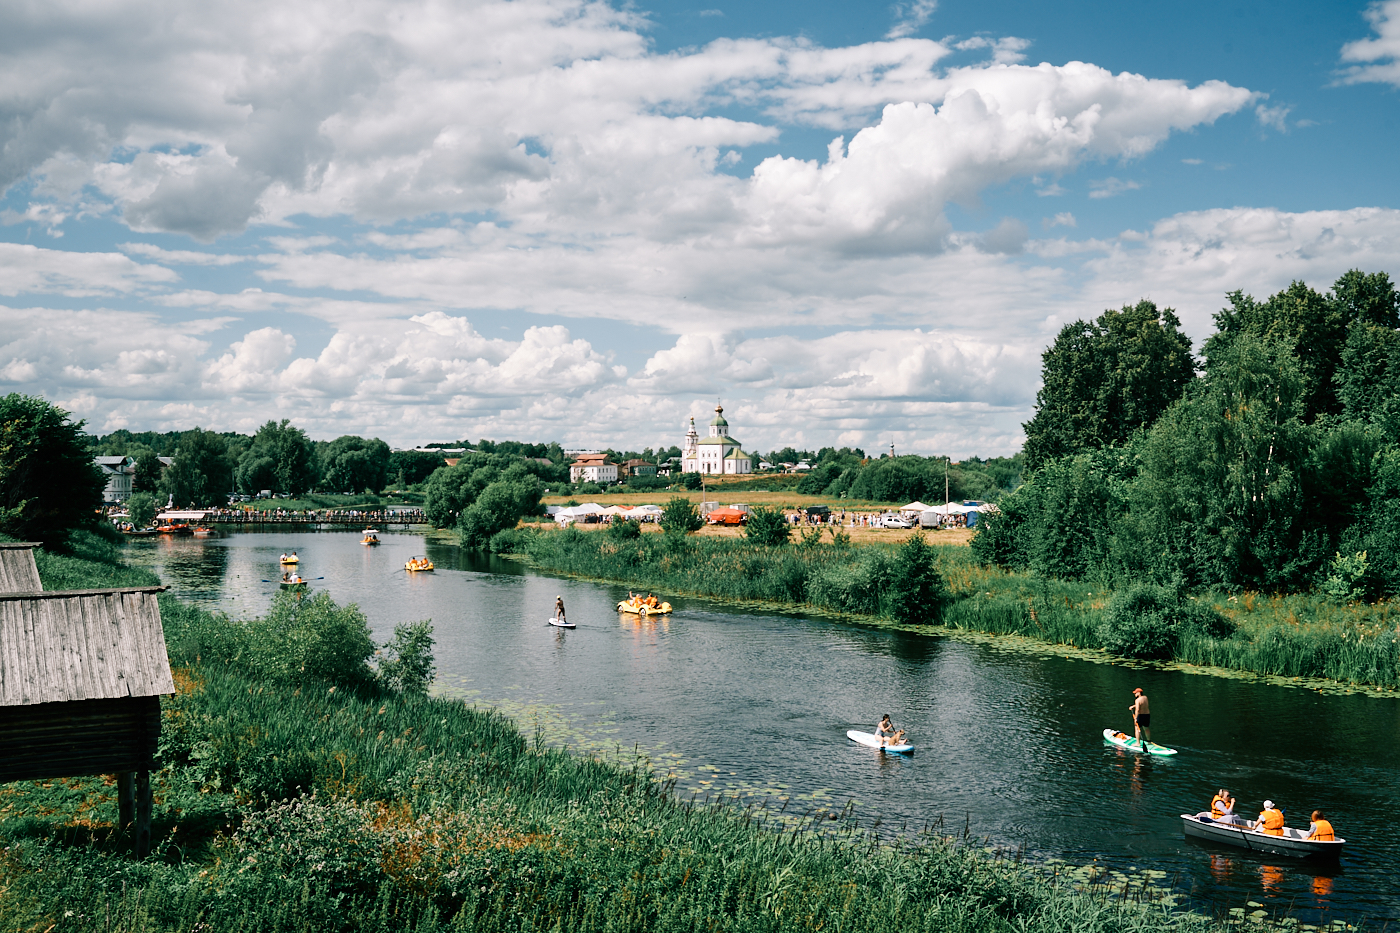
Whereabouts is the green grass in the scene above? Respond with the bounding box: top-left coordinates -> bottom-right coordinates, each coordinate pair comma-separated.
0,531 -> 1239,932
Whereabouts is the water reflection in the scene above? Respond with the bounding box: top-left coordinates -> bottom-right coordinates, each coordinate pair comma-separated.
121,529 -> 1400,926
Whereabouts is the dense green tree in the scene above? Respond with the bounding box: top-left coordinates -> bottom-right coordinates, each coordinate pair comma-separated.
0,393 -> 106,545
884,535 -> 951,624
1022,300 -> 1196,470
160,428 -> 234,507
321,436 -> 391,493
126,491 -> 157,529
388,450 -> 446,487
237,420 -> 318,495
1123,334 -> 1309,589
457,474 -> 544,548
132,449 -> 163,493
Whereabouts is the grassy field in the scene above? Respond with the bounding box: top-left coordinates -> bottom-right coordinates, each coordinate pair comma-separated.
0,533 -> 1229,933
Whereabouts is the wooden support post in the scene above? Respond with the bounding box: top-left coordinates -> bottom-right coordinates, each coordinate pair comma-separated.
134,769 -> 152,858
117,771 -> 135,829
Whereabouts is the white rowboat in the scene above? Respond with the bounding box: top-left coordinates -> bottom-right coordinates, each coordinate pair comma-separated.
1180,813 -> 1344,858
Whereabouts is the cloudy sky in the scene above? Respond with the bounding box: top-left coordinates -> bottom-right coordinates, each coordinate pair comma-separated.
3,0 -> 1400,456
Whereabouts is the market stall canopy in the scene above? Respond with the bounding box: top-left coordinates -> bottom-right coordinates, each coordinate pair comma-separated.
899,501 -> 932,514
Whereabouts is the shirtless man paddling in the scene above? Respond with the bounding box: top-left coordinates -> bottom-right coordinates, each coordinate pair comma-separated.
1129,687 -> 1151,748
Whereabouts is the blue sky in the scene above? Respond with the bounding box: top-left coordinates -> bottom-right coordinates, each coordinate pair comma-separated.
2,0 -> 1399,456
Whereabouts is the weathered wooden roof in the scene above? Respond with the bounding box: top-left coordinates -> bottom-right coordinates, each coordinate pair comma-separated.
0,543 -> 42,595
0,586 -> 175,707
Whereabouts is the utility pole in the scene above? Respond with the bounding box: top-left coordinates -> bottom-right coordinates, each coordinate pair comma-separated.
945,455 -> 950,506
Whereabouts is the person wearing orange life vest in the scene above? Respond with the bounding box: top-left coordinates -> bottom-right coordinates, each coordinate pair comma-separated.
1252,800 -> 1286,836
1305,810 -> 1336,841
1210,789 -> 1236,820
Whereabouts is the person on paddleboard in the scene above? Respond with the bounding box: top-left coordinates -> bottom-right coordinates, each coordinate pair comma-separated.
875,715 -> 897,747
554,595 -> 567,624
1129,688 -> 1151,747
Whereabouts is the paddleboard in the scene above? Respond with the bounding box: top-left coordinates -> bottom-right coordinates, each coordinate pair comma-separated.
548,618 -> 576,629
1102,728 -> 1178,756
847,730 -> 914,754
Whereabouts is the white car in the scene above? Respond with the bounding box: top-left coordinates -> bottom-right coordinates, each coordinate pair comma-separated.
879,514 -> 913,529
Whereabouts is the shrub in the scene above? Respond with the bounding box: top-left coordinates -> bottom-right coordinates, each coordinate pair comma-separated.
1094,584 -> 1232,659
884,534 -> 951,624
606,515 -> 642,539
1320,550 -> 1370,603
376,620 -> 436,695
743,506 -> 789,546
807,549 -> 891,614
659,496 -> 703,534
489,526 -> 534,553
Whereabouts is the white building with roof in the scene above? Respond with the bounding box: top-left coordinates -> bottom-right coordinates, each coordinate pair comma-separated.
681,403 -> 752,475
94,456 -> 135,503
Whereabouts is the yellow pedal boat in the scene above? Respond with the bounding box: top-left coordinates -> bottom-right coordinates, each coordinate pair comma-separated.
617,599 -> 672,615
405,557 -> 435,572
280,554 -> 300,565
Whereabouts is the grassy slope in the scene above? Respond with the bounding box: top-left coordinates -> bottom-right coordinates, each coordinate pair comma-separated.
518,528 -> 1400,692
0,534 -> 1218,933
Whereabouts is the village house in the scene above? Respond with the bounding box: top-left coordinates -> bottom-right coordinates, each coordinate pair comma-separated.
620,458 -> 657,478
94,456 -> 135,503
570,452 -> 618,484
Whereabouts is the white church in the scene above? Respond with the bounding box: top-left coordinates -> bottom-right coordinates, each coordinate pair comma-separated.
681,402 -> 752,475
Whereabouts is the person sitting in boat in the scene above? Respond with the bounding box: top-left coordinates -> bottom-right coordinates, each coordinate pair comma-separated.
875,715 -> 897,747
554,595 -> 567,624
1252,800 -> 1286,836
1210,789 -> 1236,820
645,593 -> 658,608
280,552 -> 289,562
1305,810 -> 1336,841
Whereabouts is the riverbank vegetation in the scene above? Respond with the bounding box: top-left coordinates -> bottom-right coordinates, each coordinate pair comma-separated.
510,525 -> 1400,690
2,535 -> 1236,933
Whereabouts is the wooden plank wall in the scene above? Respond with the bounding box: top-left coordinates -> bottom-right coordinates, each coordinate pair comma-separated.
0,543 -> 42,595
0,695 -> 160,783
0,588 -> 175,707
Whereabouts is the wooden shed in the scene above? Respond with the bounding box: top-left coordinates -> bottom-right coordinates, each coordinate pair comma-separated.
0,542 -> 173,856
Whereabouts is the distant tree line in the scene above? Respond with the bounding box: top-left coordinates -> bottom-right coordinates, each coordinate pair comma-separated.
975,269 -> 1400,599
92,427 -> 574,507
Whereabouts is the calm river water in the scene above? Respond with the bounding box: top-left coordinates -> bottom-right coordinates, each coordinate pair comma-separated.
125,529 -> 1400,926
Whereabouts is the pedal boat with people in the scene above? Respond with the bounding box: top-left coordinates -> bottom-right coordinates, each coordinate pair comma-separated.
405,557 -> 435,572
361,529 -> 381,545
280,554 -> 300,565
1180,812 -> 1345,858
617,597 -> 672,615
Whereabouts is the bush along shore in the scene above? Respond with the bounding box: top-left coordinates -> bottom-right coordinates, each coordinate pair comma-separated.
503,524 -> 1400,692
1,533 -> 1253,933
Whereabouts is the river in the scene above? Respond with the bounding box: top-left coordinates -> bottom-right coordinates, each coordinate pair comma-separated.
124,528 -> 1400,926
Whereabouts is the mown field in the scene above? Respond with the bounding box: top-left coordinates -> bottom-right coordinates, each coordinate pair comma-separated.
0,532 -> 1242,933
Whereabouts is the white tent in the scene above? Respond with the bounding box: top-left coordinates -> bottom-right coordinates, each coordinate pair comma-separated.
555,502 -> 607,524
899,501 -> 932,515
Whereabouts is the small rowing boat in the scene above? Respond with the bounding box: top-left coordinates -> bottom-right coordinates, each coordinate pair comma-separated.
617,598 -> 671,615
1181,813 -> 1344,858
1103,728 -> 1178,756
